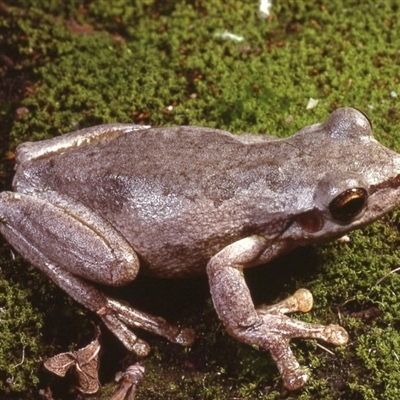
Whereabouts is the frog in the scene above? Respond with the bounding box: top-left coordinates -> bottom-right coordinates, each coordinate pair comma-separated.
1,107 -> 400,391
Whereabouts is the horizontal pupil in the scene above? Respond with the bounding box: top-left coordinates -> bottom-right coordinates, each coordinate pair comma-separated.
342,197 -> 364,215
329,188 -> 367,222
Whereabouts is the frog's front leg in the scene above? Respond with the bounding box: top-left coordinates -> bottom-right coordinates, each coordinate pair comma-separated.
207,236 -> 349,391
0,191 -> 195,355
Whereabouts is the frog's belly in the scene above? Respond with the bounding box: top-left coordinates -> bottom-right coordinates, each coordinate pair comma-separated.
125,223 -> 245,279
103,209 -> 250,279
135,241 -> 213,278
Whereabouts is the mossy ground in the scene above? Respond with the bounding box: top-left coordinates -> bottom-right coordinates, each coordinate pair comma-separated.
1,1 -> 400,399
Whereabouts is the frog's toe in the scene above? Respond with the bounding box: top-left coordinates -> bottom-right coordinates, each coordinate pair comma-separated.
282,368 -> 310,391
99,297 -> 195,354
324,325 -> 349,346
257,289 -> 314,316
131,340 -> 151,357
265,334 -> 310,390
101,312 -> 151,356
292,288 -> 313,313
174,327 -> 196,346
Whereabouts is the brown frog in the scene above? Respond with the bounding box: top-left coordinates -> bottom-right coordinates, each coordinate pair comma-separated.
1,108 -> 400,390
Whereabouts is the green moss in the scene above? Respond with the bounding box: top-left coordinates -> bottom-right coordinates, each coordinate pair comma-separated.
2,0 -> 400,398
0,265 -> 44,392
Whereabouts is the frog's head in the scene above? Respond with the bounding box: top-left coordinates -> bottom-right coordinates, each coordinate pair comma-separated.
283,107 -> 400,243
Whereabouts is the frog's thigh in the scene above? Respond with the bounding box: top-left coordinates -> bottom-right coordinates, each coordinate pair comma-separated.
207,236 -> 349,390
0,191 -> 139,286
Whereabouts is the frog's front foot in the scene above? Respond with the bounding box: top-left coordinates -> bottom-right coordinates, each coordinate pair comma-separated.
97,297 -> 196,356
207,238 -> 349,390
249,289 -> 348,390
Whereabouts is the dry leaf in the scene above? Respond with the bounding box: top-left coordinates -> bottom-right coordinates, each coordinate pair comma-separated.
44,328 -> 101,394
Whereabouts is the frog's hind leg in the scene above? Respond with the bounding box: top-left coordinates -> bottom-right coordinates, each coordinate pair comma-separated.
44,263 -> 195,356
99,297 -> 196,351
0,191 -> 195,355
0,190 -> 140,286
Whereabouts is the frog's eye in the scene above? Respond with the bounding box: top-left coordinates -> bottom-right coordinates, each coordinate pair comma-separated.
329,188 -> 368,222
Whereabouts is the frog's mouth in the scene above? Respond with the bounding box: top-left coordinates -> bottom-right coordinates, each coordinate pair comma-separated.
369,173 -> 400,197
360,172 -> 400,224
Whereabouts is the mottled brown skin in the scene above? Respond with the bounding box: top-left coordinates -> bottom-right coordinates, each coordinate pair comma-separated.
1,108 -> 400,390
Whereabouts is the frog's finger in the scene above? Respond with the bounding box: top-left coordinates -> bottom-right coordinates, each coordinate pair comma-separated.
267,337 -> 310,391
259,313 -> 349,345
100,313 -> 150,357
256,288 -> 313,316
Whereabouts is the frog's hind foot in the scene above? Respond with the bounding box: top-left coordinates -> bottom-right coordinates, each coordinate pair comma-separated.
98,297 -> 196,356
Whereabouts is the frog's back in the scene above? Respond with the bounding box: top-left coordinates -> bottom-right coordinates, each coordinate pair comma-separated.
14,126 -> 288,277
